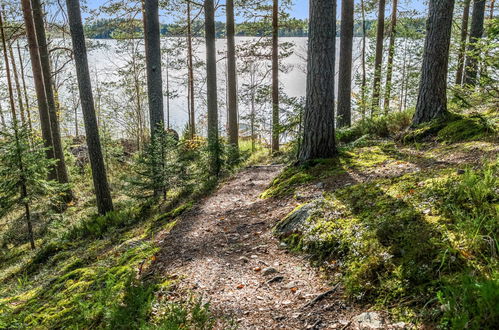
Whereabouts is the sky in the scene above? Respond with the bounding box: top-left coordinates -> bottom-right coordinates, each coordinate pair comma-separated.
84,0 -> 429,22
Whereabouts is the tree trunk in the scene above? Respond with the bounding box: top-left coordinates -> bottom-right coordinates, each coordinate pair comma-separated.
1,10 -> 35,249
271,0 -> 279,152
31,0 -> 72,199
463,0 -> 486,86
455,0 -> 471,85
21,0 -> 57,180
337,0 -> 354,128
383,0 -> 398,113
413,0 -> 455,125
371,0 -> 386,112
17,40 -> 33,131
490,0 -> 495,18
0,101 -> 5,129
299,0 -> 337,161
166,49 -> 171,129
360,0 -> 367,118
226,0 -> 239,149
1,9 -> 17,123
8,44 -> 26,125
66,0 -> 114,214
204,0 -> 220,175
143,0 -> 165,136
187,1 -> 196,139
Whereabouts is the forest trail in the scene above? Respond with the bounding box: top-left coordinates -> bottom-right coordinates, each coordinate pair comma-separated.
152,166 -> 356,329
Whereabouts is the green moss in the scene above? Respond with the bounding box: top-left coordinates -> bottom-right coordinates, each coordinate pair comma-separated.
261,171 -> 314,198
437,115 -> 497,143
276,163 -> 498,326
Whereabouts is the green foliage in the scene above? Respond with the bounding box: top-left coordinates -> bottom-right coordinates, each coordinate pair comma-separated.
336,110 -> 414,144
108,276 -> 156,329
402,112 -> 498,144
0,126 -> 64,218
276,157 -> 499,325
438,274 -> 499,330
127,132 -> 182,200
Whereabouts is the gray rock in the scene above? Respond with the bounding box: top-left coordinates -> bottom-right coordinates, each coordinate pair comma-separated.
353,312 -> 384,329
315,182 -> 325,189
262,267 -> 278,276
273,198 -> 324,238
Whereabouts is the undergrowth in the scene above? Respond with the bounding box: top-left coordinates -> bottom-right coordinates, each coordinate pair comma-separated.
270,110 -> 498,328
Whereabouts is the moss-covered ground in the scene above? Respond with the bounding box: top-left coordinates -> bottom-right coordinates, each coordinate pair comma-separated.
265,111 -> 498,329
0,142 -> 266,329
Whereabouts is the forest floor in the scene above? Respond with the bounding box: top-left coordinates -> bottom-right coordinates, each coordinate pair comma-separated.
151,165 -> 359,329
1,109 -> 497,329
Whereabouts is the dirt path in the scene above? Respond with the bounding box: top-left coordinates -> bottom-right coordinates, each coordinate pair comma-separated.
153,166 -> 356,329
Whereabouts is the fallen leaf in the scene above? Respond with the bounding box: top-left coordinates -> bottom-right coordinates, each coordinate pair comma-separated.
236,284 -> 245,289
290,287 -> 298,293
254,267 -> 262,272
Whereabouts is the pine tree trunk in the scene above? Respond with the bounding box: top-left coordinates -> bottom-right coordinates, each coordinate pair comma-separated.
187,2 -> 196,139
226,0 -> 239,149
383,0 -> 398,113
337,0 -> 354,128
17,41 -> 33,131
8,44 -> 26,125
463,0 -> 486,86
413,0 -> 455,125
271,0 -> 279,152
21,0 -> 57,180
299,0 -> 337,161
490,0 -> 495,18
66,0 -> 114,214
1,9 -> 17,123
0,101 -> 5,129
371,0 -> 386,112
204,0 -> 220,175
361,0 -> 367,118
143,0 -> 165,136
455,0 -> 471,85
31,0 -> 72,200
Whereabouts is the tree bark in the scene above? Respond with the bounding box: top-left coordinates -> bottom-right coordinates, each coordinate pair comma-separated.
360,0 -> 367,118
66,0 -> 114,214
371,0 -> 386,112
226,0 -> 239,149
299,0 -> 337,161
143,0 -> 165,136
455,0 -> 471,85
21,0 -> 57,180
1,9 -> 17,123
31,0 -> 72,198
271,0 -> 279,152
17,41 -> 33,131
383,0 -> 398,113
413,0 -> 455,125
337,0 -> 354,128
204,0 -> 220,175
187,1 -> 196,139
463,0 -> 486,86
8,43 -> 26,125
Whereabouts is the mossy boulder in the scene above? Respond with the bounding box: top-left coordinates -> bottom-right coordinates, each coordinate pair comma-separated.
273,199 -> 324,238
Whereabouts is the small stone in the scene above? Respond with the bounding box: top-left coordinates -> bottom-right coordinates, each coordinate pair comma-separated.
393,322 -> 407,329
262,267 -> 278,276
353,312 -> 384,329
316,182 -> 325,189
457,169 -> 466,175
284,281 -> 299,289
250,254 -> 258,259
